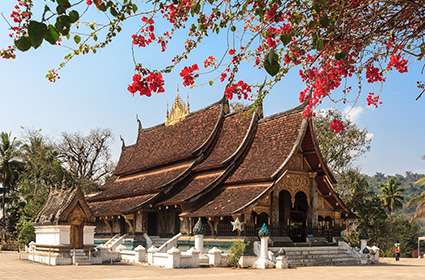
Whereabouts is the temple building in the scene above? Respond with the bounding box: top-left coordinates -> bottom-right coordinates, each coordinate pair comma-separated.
87,95 -> 350,244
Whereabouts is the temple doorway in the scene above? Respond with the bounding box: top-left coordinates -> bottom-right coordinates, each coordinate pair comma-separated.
257,212 -> 269,228
69,204 -> 85,249
278,190 -> 292,235
147,211 -> 158,236
289,191 -> 309,242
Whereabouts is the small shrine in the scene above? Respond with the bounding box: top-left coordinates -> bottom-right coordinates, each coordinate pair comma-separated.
28,186 -> 95,265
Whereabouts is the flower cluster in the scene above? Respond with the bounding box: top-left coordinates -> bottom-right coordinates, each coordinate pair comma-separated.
203,56 -> 216,68
299,55 -> 356,115
179,64 -> 199,87
132,17 -> 156,48
9,0 -> 32,39
224,80 -> 252,100
128,70 -> 165,97
329,119 -> 345,134
10,1 -> 30,23
366,65 -> 385,83
161,0 -> 193,27
387,53 -> 408,73
367,92 -> 382,108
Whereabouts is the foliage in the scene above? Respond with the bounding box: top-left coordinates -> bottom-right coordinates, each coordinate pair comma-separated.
314,110 -> 371,175
380,178 -> 404,214
18,131 -> 72,223
384,215 -> 420,258
228,241 -> 246,267
0,132 -> 23,240
2,0 -> 424,125
242,241 -> 254,256
0,129 -> 114,241
340,170 -> 420,257
16,219 -> 35,247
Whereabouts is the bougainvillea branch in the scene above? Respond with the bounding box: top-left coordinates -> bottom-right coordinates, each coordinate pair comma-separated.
2,0 -> 424,132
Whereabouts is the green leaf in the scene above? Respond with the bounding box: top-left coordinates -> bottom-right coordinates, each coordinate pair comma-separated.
335,52 -> 346,60
131,4 -> 138,12
98,3 -> 107,11
110,7 -> 118,17
15,37 -> 32,51
28,21 -> 47,49
74,35 -> 81,44
319,15 -> 330,27
312,34 -> 324,51
44,25 -> 60,45
264,49 -> 280,76
56,5 -> 66,15
56,0 -> 71,14
280,34 -> 292,45
68,10 -> 79,23
231,26 -> 236,32
56,15 -> 71,35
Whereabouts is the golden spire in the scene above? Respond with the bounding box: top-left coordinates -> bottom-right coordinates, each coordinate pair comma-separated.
165,88 -> 190,126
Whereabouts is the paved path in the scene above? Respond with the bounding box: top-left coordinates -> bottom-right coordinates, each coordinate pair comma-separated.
1,252 -> 424,280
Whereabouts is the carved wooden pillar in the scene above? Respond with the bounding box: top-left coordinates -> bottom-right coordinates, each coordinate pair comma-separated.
271,191 -> 279,227
309,173 -> 319,229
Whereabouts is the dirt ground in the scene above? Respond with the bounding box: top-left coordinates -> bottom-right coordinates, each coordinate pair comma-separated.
1,251 -> 424,280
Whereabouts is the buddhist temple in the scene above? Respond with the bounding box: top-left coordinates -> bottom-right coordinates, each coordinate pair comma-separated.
87,95 -> 350,244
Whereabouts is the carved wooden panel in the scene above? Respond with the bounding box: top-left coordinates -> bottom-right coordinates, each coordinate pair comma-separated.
276,173 -> 311,204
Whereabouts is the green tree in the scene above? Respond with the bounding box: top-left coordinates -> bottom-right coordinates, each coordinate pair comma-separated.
314,110 -> 371,175
380,178 -> 404,214
16,220 -> 35,248
0,132 -> 22,239
18,131 -> 71,221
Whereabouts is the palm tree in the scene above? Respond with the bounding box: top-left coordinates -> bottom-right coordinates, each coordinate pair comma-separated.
380,178 -> 404,214
0,132 -> 22,235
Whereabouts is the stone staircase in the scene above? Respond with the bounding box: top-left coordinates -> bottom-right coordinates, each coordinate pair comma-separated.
150,236 -> 172,248
271,246 -> 361,267
71,249 -> 92,266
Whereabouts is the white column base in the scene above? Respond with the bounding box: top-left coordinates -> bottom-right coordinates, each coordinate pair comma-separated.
253,257 -> 275,269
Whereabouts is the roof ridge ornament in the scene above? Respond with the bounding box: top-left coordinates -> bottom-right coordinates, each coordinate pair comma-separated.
165,90 -> 190,126
120,135 -> 125,149
136,114 -> 142,131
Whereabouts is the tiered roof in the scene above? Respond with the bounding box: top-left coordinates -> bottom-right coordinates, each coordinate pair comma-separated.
114,100 -> 224,175
226,106 -> 306,184
88,97 -> 349,218
87,98 -> 226,216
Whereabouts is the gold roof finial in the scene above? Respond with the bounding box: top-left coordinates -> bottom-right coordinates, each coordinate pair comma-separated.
166,87 -> 190,126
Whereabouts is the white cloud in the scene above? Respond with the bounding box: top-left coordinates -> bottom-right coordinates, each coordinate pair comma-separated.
344,106 -> 364,123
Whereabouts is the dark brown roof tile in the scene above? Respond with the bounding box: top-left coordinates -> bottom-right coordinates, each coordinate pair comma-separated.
187,184 -> 271,217
226,108 -> 304,184
89,193 -> 157,217
115,102 -> 223,175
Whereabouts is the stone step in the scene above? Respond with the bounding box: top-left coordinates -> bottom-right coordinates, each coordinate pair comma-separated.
286,250 -> 350,255
288,258 -> 360,267
277,245 -> 361,267
287,254 -> 353,260
73,256 -> 92,266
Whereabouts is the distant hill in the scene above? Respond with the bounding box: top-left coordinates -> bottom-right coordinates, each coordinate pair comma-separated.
365,172 -> 425,217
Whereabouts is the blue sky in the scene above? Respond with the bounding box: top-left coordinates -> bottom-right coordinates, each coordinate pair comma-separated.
0,3 -> 424,176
